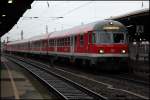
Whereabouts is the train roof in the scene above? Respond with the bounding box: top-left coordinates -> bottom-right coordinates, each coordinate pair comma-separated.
7,38 -> 30,45
48,19 -> 126,38
7,34 -> 48,45
7,19 -> 126,45
29,34 -> 49,42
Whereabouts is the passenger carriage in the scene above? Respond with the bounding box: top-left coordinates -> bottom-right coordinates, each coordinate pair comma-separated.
5,20 -> 129,70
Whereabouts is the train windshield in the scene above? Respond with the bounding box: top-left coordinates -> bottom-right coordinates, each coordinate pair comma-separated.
93,31 -> 126,44
113,33 -> 125,43
93,31 -> 111,43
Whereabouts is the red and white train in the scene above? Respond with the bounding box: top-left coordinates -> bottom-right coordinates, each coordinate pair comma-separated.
4,20 -> 129,70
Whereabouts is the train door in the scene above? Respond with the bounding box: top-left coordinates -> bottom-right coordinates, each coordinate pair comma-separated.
70,36 -> 75,53
54,39 -> 57,52
78,33 -> 88,53
40,39 -> 42,54
85,32 -> 89,53
74,36 -> 77,52
88,31 -> 95,53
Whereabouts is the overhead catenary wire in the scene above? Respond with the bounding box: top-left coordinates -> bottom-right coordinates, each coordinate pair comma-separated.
61,1 -> 93,17
8,1 -> 94,40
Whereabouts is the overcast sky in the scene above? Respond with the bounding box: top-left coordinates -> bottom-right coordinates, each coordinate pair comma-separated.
2,1 -> 149,41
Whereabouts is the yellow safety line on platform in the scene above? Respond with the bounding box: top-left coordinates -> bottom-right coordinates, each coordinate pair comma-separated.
4,62 -> 20,99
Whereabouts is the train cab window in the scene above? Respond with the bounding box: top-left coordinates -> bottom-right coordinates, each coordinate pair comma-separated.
94,31 -> 111,43
80,35 -> 84,46
113,33 -> 124,43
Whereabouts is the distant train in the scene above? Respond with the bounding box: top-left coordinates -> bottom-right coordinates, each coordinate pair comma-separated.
4,20 -> 129,71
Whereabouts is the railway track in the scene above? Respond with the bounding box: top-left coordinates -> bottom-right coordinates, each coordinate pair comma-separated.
5,55 -> 107,100
102,73 -> 150,86
5,54 -> 149,87
4,54 -> 149,99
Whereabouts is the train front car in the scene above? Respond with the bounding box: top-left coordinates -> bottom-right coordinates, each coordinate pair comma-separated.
89,20 -> 129,71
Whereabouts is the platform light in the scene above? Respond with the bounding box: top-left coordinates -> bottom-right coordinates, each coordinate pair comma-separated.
8,0 -> 13,4
2,14 -> 6,17
140,38 -> 142,41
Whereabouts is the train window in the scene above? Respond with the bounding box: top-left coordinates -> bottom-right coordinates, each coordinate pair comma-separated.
52,40 -> 54,46
59,39 -> 61,46
60,39 -> 62,46
42,40 -> 46,47
34,41 -> 41,48
63,38 -> 65,46
48,40 -> 50,46
113,33 -> 124,43
62,38 -> 64,46
80,35 -> 84,46
61,38 -> 64,46
64,38 -> 66,46
60,38 -> 63,46
67,37 -> 70,46
92,33 -> 96,44
49,40 -> 51,46
58,39 -> 60,46
53,40 -> 54,46
49,39 -> 55,47
70,37 -> 73,46
28,42 -> 30,49
95,32 -> 111,43
57,39 -> 60,46
75,36 -> 77,46
51,40 -> 53,46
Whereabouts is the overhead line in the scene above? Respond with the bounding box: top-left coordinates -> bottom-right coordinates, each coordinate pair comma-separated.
61,1 -> 93,17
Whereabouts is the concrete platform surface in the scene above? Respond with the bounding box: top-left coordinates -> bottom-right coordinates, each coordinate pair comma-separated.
0,57 -> 53,99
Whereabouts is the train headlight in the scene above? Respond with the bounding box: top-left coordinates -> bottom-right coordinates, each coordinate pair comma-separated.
121,50 -> 126,54
99,49 -> 104,54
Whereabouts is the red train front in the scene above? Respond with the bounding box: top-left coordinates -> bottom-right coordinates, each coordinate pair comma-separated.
85,20 -> 129,70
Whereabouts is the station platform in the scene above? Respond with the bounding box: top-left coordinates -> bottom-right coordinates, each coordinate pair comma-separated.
0,57 -> 53,99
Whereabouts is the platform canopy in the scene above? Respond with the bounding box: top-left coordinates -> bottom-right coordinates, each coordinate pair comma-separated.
109,8 -> 149,42
0,0 -> 34,37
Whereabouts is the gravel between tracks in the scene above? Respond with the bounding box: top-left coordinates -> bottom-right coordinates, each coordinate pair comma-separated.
54,65 -> 150,98
50,66 -> 149,99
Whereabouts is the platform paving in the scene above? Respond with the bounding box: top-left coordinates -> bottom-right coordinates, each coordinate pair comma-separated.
0,57 -> 53,99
